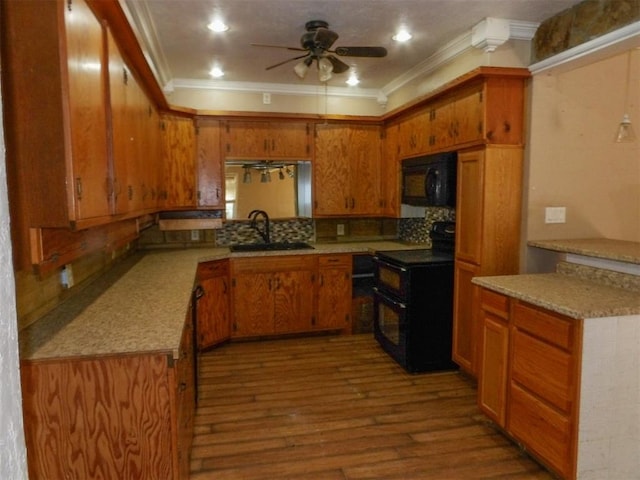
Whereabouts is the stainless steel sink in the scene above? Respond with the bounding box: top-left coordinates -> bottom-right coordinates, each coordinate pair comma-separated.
229,242 -> 314,253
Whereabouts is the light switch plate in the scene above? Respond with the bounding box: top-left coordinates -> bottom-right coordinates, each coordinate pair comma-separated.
337,224 -> 345,236
545,206 -> 566,224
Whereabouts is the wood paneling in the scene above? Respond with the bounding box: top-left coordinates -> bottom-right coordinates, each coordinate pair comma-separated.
21,354 -> 174,479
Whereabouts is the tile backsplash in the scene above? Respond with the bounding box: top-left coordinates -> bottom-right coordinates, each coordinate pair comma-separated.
398,207 -> 455,245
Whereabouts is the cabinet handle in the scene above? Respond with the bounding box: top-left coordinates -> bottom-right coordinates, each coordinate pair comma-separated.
216,187 -> 220,199
344,198 -> 349,209
351,198 -> 355,209
319,274 -> 323,286
179,382 -> 187,392
222,279 -> 228,294
75,177 -> 83,200
128,185 -> 133,201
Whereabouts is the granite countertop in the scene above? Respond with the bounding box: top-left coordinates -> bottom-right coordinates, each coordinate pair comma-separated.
528,238 -> 640,264
20,240 -> 422,361
473,269 -> 640,319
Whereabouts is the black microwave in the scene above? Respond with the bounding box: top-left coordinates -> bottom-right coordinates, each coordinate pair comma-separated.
401,152 -> 457,207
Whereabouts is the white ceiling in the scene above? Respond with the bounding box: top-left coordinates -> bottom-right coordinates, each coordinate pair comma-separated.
122,0 -> 581,94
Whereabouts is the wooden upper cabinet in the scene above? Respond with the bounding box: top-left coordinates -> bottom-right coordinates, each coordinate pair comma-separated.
107,28 -> 160,215
223,120 -> 311,160
2,0 -> 111,230
160,114 -> 196,208
381,123 -> 400,217
397,109 -> 431,158
196,119 -> 224,208
314,123 -> 382,216
455,149 -> 485,265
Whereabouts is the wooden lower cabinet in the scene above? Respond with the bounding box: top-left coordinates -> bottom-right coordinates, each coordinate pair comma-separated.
452,260 -> 480,374
315,254 -> 352,331
477,288 -> 581,480
20,322 -> 195,479
229,254 -> 354,338
478,289 -> 509,427
230,255 -> 316,337
196,259 -> 230,349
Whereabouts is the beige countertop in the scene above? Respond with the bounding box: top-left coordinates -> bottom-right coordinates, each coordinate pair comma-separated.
473,271 -> 640,319
528,238 -> 640,264
20,241 -> 421,361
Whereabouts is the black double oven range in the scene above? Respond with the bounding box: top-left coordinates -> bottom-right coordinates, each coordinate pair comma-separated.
372,221 -> 458,373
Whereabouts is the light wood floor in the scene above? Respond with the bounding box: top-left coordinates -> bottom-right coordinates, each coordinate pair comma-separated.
190,334 -> 555,480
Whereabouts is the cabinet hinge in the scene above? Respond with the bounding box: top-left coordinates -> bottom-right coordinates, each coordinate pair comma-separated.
67,0 -> 72,12
122,68 -> 128,86
226,144 -> 231,153
479,91 -> 483,103
231,278 -> 236,287
195,125 -> 200,136
306,124 -> 310,135
225,123 -> 230,133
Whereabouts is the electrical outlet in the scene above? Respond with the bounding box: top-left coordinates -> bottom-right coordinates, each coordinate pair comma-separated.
60,264 -> 74,289
191,230 -> 200,241
337,224 -> 345,236
545,206 -> 566,224
263,92 -> 271,104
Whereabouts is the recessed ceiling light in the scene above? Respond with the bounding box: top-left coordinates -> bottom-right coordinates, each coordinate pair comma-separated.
209,67 -> 224,78
392,29 -> 412,42
207,19 -> 229,33
346,75 -> 360,86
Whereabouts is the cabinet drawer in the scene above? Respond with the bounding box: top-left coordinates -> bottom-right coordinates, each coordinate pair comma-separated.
513,301 -> 575,351
480,289 -> 509,319
511,329 -> 574,413
197,259 -> 229,279
232,255 -> 316,274
318,254 -> 351,268
508,383 -> 573,479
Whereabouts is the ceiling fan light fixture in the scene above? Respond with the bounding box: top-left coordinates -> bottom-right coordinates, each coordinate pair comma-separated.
294,57 -> 312,79
318,57 -> 333,82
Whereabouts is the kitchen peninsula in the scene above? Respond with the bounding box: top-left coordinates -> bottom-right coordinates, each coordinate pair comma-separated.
18,241 -> 419,479
473,238 -> 640,480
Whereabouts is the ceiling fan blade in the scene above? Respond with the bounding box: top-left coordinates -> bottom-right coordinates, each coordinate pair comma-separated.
327,55 -> 350,74
265,53 -> 310,71
251,43 -> 307,52
313,27 -> 339,50
334,46 -> 388,57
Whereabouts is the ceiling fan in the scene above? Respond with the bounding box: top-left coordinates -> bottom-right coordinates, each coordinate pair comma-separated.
251,20 -> 387,82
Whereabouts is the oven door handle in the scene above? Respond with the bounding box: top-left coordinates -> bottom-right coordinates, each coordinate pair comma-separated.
373,287 -> 407,309
372,256 -> 407,273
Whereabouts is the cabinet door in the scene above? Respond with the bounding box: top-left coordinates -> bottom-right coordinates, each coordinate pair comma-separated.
273,270 -> 315,333
316,255 -> 352,330
455,149 -> 484,264
196,119 -> 224,207
160,114 -> 196,208
349,125 -> 382,215
381,123 -> 400,217
223,121 -> 268,158
478,309 -> 509,426
428,95 -> 455,150
175,319 -> 195,479
452,260 -> 480,375
197,261 -> 230,350
453,83 -> 484,145
231,272 -> 274,337
269,122 -> 311,159
66,0 -> 111,221
313,125 -> 351,215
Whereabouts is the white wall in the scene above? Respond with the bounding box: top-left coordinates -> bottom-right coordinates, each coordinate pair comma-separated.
0,83 -> 28,476
524,48 -> 640,272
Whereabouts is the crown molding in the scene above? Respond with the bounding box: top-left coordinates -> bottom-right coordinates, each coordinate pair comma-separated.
168,78 -> 382,100
528,21 -> 640,75
119,0 -> 173,86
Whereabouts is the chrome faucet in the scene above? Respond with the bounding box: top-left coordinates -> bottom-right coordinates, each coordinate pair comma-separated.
248,209 -> 270,244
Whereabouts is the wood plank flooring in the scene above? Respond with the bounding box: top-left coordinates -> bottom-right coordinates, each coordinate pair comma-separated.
190,334 -> 555,480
